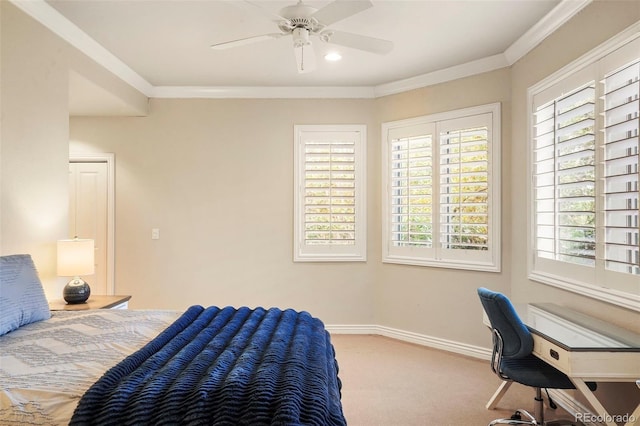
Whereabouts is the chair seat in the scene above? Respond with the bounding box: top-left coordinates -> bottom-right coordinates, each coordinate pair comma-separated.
501,355 -> 576,389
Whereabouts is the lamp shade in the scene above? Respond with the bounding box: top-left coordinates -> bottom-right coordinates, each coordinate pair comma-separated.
57,238 -> 95,277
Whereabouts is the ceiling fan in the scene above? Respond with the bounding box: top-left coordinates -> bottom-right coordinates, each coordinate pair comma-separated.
210,0 -> 393,74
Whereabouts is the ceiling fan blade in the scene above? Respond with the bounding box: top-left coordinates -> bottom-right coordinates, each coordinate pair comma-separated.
242,0 -> 291,24
323,30 -> 393,55
312,0 -> 372,26
211,33 -> 284,50
294,43 -> 316,74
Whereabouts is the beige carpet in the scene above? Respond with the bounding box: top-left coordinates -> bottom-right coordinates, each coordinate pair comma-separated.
331,334 -> 575,426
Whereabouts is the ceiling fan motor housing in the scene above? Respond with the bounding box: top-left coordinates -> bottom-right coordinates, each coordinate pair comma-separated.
279,16 -> 321,33
279,1 -> 323,34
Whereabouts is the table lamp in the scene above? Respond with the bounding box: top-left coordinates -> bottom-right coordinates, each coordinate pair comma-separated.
57,237 -> 95,304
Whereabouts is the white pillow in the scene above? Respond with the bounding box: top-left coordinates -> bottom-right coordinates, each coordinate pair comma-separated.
0,254 -> 51,335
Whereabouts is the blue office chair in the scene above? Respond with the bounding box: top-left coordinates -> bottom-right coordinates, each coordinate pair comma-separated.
477,287 -> 596,426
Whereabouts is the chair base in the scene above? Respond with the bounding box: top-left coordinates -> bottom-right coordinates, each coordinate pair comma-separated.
488,409 -> 585,426
487,387 -> 586,426
489,409 -> 537,425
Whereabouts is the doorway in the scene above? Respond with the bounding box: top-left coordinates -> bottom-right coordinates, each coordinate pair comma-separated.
69,153 -> 115,295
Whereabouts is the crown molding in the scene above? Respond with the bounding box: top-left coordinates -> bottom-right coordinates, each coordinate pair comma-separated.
150,55 -> 516,98
11,0 -> 589,100
504,0 -> 592,65
10,0 -> 154,97
152,85 -> 376,99
373,54 -> 509,98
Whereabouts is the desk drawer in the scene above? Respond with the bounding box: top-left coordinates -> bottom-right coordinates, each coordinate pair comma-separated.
532,335 -> 640,379
533,336 -> 570,372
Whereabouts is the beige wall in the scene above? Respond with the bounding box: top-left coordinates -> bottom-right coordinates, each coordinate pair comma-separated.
373,68 -> 512,347
0,1 -> 148,298
68,69 -> 512,335
1,2 -> 71,290
69,98 -> 378,323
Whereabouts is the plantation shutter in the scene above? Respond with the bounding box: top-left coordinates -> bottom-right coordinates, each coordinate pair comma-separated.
294,125 -> 366,262
602,58 -> 640,275
533,83 -> 597,267
439,125 -> 489,251
304,136 -> 356,245
436,112 -> 497,267
389,125 -> 434,249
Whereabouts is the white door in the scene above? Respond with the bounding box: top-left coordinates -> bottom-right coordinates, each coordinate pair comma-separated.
69,161 -> 111,295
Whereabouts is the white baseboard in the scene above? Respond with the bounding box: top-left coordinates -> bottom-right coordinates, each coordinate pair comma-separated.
325,324 -> 379,335
326,324 -> 492,360
326,324 -> 603,426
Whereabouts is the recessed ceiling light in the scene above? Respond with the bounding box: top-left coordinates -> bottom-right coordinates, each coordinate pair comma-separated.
324,52 -> 342,62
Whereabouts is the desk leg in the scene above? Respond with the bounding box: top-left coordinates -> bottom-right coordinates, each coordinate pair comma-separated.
626,402 -> 640,426
486,380 -> 512,410
572,379 -> 618,426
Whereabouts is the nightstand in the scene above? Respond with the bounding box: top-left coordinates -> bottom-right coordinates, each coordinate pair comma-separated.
49,295 -> 132,311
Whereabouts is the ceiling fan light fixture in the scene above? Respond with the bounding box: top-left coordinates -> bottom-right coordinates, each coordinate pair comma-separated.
292,27 -> 311,47
324,52 -> 342,62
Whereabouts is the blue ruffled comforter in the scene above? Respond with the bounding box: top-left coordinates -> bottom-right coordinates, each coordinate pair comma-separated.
70,305 -> 346,426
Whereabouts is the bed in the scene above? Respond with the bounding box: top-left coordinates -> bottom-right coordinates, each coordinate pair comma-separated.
0,254 -> 346,425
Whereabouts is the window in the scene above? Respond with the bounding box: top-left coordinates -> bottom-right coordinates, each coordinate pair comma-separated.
382,103 -> 501,271
294,125 -> 366,261
529,34 -> 639,309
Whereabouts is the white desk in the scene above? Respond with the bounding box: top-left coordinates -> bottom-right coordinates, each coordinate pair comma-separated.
483,303 -> 640,426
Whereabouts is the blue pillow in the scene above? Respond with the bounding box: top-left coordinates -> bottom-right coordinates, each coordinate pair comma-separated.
0,254 -> 51,335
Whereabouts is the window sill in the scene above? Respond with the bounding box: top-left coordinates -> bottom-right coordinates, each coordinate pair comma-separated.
383,256 -> 500,273
529,271 -> 640,313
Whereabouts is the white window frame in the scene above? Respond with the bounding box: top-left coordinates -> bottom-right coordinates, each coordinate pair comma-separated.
294,124 -> 367,262
527,23 -> 640,312
382,103 -> 501,272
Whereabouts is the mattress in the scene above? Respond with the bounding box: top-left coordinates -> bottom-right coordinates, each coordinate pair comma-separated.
0,309 -> 180,425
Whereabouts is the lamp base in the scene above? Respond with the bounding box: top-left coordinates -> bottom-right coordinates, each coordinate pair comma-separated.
63,278 -> 91,304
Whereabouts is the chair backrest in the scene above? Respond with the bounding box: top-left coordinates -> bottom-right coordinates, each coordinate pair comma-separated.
477,287 -> 533,359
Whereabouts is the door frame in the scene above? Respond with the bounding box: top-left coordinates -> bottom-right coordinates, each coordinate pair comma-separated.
69,153 -> 115,294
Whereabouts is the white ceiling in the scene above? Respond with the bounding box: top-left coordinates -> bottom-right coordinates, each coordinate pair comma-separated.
15,0 -> 591,110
